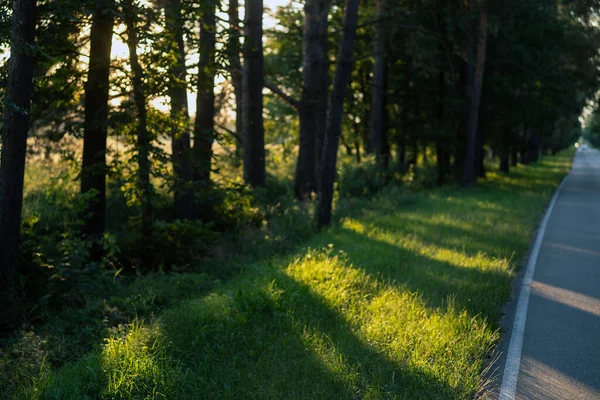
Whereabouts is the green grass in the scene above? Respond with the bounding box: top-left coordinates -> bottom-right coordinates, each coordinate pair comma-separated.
5,151 -> 573,399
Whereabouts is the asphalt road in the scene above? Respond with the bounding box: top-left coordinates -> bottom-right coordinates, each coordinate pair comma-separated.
490,147 -> 600,399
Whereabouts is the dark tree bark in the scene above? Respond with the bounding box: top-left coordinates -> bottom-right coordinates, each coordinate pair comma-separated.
370,0 -> 389,166
81,1 -> 114,249
228,0 -> 244,160
314,0 -> 330,170
510,144 -> 518,167
461,1 -> 488,185
194,1 -> 216,193
243,0 -> 266,187
454,59 -> 468,178
295,0 -> 331,198
436,0 -> 448,185
0,0 -> 36,328
123,0 -> 152,240
396,65 -> 410,172
165,0 -> 194,219
527,129 -> 540,162
317,0 -> 361,229
500,131 -> 510,173
294,0 -> 321,198
269,0 -> 330,198
476,122 -> 486,178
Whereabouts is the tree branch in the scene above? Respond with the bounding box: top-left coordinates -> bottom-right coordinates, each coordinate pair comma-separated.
264,80 -> 302,110
216,123 -> 243,143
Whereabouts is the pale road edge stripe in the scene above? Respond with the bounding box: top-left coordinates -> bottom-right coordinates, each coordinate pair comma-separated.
498,174 -> 569,400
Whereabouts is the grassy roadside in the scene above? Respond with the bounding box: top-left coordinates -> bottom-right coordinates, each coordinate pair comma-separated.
6,150 -> 573,399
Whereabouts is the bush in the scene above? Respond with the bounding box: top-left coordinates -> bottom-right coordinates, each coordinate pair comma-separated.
152,219 -> 219,270
339,159 -> 395,198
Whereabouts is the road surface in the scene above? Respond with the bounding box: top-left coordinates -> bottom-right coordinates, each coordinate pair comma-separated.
491,147 -> 600,399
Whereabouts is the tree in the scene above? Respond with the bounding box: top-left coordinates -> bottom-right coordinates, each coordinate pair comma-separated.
81,0 -> 114,251
243,0 -> 266,187
370,0 -> 389,167
122,0 -> 153,240
294,0 -> 329,198
314,0 -> 330,170
461,0 -> 488,186
228,0 -> 244,160
0,0 -> 37,328
263,0 -> 331,199
165,0 -> 194,219
317,0 -> 361,228
194,0 -> 216,206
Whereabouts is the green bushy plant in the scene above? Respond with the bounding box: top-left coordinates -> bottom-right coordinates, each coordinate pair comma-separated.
339,158 -> 395,198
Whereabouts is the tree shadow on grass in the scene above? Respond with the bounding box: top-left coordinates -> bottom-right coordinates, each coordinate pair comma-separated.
158,263 -> 461,399
317,228 -> 513,324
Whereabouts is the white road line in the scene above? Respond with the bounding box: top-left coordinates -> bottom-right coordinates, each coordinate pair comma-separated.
498,175 -> 569,400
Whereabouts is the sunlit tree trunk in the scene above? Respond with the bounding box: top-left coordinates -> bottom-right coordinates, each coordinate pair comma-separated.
123,0 -> 153,240
461,1 -> 488,185
317,0 -> 361,228
194,0 -> 216,210
243,0 -> 266,187
165,0 -> 194,219
0,0 -> 36,328
81,0 -> 114,251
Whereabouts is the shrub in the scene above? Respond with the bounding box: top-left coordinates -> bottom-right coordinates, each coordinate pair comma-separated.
339,159 -> 395,198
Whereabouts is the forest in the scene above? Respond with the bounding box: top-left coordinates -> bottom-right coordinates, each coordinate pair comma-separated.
1,0 -> 599,398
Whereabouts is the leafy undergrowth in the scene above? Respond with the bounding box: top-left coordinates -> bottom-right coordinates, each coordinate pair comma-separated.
3,151 -> 573,399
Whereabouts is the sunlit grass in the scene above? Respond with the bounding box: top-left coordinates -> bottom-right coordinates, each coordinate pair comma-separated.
12,150 -> 573,399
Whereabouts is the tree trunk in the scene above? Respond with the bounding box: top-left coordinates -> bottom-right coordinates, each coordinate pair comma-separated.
436,1 -> 448,185
194,0 -> 216,202
228,0 -> 244,161
461,1 -> 487,186
314,0 -> 330,171
454,59 -> 468,178
295,0 -> 331,199
396,67 -> 409,172
500,143 -> 509,173
294,0 -> 320,198
0,0 -> 36,329
243,0 -> 266,187
476,123 -> 486,178
510,143 -> 518,167
81,1 -> 114,251
510,129 -> 519,167
317,0 -> 361,229
166,0 -> 194,220
436,145 -> 449,185
123,0 -> 152,240
528,129 -> 540,162
500,127 -> 510,173
370,0 -> 388,166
